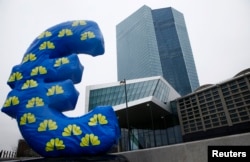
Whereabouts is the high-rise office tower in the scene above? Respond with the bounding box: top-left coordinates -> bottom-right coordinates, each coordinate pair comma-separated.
116,5 -> 200,96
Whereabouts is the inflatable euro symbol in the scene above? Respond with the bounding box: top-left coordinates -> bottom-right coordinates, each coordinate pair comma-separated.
1,20 -> 120,157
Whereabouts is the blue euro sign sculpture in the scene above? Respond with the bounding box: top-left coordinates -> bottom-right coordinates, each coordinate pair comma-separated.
1,20 -> 120,157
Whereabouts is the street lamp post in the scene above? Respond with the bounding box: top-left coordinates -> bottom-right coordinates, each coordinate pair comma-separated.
147,103 -> 156,147
120,79 -> 131,151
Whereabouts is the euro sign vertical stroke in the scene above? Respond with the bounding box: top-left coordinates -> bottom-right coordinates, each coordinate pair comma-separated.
1,20 -> 120,157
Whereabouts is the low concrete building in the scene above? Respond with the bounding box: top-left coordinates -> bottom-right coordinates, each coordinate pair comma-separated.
175,69 -> 250,142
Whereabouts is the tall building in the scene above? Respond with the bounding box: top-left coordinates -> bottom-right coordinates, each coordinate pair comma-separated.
116,5 -> 199,96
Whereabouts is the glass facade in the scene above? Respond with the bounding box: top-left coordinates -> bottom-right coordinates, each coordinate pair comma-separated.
152,7 -> 199,96
86,76 -> 182,151
116,6 -> 200,96
88,77 -> 177,111
116,6 -> 162,81
120,125 -> 182,151
89,79 -> 155,111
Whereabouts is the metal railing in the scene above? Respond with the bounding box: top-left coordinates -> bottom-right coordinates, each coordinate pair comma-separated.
0,150 -> 16,159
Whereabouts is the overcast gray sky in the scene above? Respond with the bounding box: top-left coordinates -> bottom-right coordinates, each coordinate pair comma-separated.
0,0 -> 249,150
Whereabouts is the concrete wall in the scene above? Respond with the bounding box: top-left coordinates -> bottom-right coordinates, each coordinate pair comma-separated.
117,132 -> 250,162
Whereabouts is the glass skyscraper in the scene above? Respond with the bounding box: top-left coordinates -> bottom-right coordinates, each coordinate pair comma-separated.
116,5 -> 200,96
